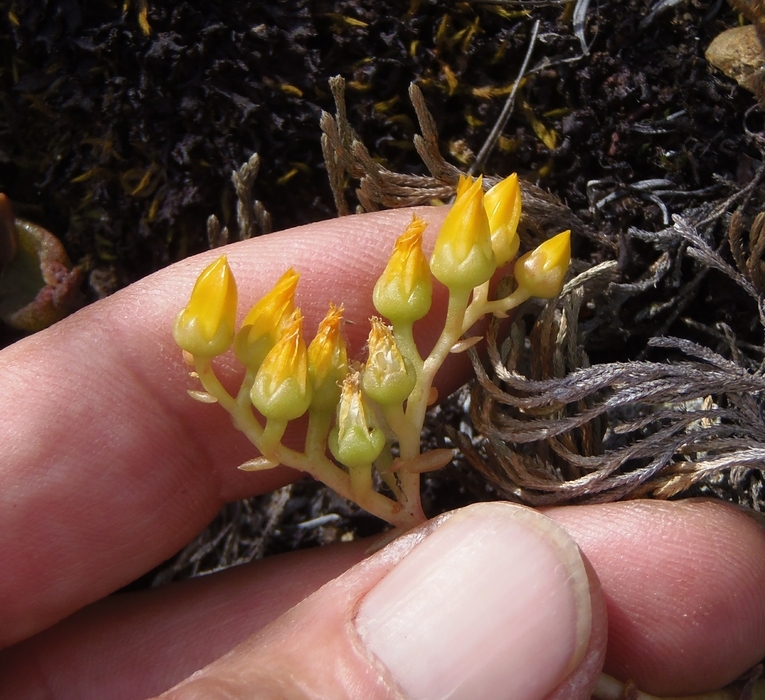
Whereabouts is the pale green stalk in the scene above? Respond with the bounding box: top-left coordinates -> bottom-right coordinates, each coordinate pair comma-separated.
195,358 -> 418,527
405,288 -> 471,442
462,286 -> 531,333
392,321 -> 424,376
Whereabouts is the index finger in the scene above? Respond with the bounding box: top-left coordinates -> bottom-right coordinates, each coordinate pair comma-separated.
0,206 -> 459,648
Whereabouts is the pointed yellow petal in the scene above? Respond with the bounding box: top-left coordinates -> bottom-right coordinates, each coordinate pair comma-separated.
373,214 -> 432,323
430,176 -> 496,291
308,302 -> 349,410
173,255 -> 238,357
514,230 -> 571,299
250,309 -> 312,421
235,268 -> 300,371
484,173 -> 522,266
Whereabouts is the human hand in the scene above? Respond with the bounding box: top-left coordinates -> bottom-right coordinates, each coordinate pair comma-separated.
0,208 -> 764,699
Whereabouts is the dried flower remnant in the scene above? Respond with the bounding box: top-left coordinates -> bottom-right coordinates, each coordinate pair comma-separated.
362,317 -> 416,405
174,173 -> 571,527
0,195 -> 82,333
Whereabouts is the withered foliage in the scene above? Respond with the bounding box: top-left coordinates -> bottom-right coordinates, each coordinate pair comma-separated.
321,70 -> 765,510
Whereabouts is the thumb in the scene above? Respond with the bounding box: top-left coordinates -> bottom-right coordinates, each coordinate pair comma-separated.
156,503 -> 606,700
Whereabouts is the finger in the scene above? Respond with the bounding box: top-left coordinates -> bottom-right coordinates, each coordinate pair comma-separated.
5,500 -> 760,698
154,503 -> 603,700
546,498 -> 765,696
0,206 -> 463,647
0,539 -> 371,700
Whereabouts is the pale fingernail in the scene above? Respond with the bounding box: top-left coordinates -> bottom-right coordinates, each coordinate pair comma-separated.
355,502 -> 591,700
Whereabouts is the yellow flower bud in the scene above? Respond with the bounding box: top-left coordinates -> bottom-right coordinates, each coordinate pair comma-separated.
308,302 -> 349,410
362,317 -> 416,405
329,372 -> 385,469
173,255 -> 238,358
484,173 -> 522,267
235,268 -> 299,372
430,175 -> 496,291
514,230 -> 571,299
250,309 -> 312,421
455,173 -> 472,198
373,215 -> 432,323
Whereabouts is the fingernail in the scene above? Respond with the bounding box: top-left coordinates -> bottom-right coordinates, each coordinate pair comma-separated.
355,502 -> 591,700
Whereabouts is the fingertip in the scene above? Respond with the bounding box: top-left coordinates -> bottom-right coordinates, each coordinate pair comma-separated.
546,499 -> 765,695
160,503 -> 602,700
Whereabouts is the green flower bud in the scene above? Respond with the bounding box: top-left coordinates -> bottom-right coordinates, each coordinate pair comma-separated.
430,176 -> 496,292
234,268 -> 299,373
173,255 -> 238,358
373,215 -> 432,323
250,310 -> 312,421
329,372 -> 386,469
308,302 -> 349,411
361,317 -> 416,405
484,173 -> 522,267
514,230 -> 571,299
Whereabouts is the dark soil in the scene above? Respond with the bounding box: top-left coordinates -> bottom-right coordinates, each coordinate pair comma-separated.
3,0 -> 753,291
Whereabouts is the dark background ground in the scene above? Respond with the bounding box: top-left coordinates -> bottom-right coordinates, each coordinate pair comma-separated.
2,0 -> 754,292
2,0 -> 763,572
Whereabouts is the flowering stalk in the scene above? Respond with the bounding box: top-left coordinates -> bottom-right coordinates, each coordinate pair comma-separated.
174,172 -> 571,529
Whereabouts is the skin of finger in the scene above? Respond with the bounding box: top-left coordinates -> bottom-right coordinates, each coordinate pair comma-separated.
545,499 -> 765,696
153,505 -> 607,700
2,500 -> 759,698
0,539 -> 372,700
0,206 -> 466,649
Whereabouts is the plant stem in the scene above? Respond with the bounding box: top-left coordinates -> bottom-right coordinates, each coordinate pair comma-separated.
305,408 -> 332,460
393,321 -> 424,376
406,288 -> 471,436
194,357 -> 417,527
462,287 -> 530,332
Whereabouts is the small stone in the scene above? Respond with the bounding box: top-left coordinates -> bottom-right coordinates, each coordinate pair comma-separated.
706,24 -> 765,93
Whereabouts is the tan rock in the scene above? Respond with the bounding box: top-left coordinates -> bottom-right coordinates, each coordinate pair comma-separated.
706,24 -> 765,92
